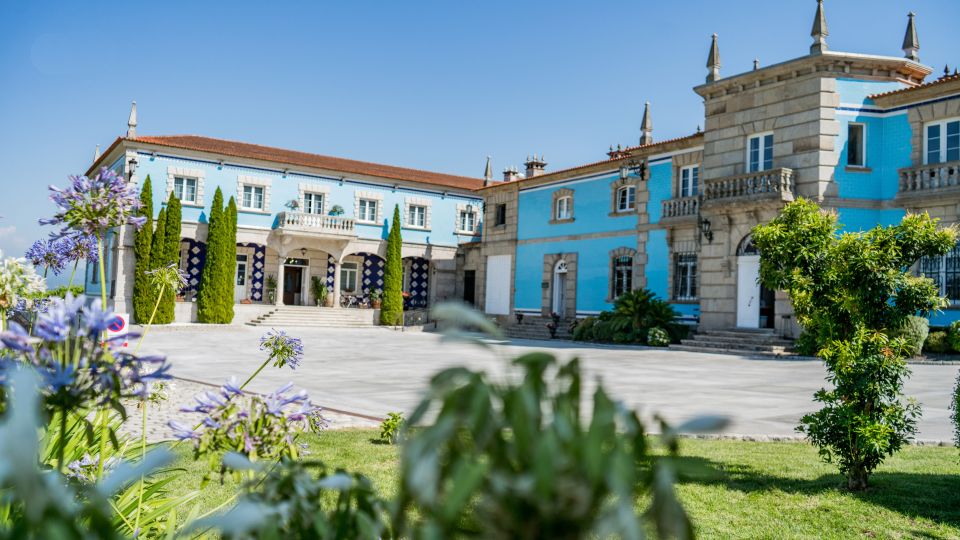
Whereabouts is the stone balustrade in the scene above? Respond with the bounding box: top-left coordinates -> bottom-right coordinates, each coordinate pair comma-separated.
661,196 -> 699,219
703,168 -> 795,203
899,161 -> 960,194
276,211 -> 356,236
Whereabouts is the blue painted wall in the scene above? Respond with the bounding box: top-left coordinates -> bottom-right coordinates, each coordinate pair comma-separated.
133,153 -> 482,248
645,229 -> 669,300
645,160 -> 674,224
516,171 -> 636,240
835,207 -> 906,232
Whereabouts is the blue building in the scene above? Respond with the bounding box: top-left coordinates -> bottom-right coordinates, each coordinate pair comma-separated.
87,108 -> 484,322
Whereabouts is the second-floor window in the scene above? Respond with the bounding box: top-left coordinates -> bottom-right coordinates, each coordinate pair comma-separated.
494,203 -> 506,226
173,176 -> 197,203
680,166 -> 699,197
847,123 -> 866,167
555,196 -> 572,220
616,186 -> 635,212
358,198 -> 378,222
303,192 -> 324,215
241,185 -> 265,210
458,209 -> 477,233
747,133 -> 774,172
408,204 -> 427,228
926,119 -> 960,164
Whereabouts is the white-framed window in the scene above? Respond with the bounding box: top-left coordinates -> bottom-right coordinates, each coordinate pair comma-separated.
241,185 -> 265,210
555,196 -> 572,220
612,255 -> 633,298
925,119 -> 960,165
674,252 -> 697,301
919,244 -> 960,305
173,176 -> 198,203
747,132 -> 774,172
340,262 -> 358,293
407,204 -> 427,228
303,192 -> 324,215
680,165 -> 699,197
616,186 -> 636,212
357,198 -> 378,223
458,209 -> 477,233
847,123 -> 866,167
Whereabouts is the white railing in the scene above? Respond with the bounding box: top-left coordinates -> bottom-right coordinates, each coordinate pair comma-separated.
661,196 -> 699,219
276,212 -> 356,236
703,168 -> 795,202
899,161 -> 960,193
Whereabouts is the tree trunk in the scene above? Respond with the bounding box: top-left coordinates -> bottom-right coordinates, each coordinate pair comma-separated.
847,468 -> 869,491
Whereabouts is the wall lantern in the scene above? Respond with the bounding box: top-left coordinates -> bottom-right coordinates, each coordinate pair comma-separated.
300,247 -> 308,257
127,156 -> 139,181
698,216 -> 714,243
619,159 -> 646,181
217,159 -> 225,169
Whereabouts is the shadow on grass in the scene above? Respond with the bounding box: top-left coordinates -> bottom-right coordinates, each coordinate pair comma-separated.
669,455 -> 960,528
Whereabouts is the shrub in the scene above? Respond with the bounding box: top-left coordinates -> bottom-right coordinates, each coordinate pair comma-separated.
892,315 -> 929,357
949,321 -> 960,352
572,316 -> 597,341
197,188 -> 233,323
378,412 -> 404,444
924,330 -> 950,354
310,275 -> 327,306
572,289 -> 680,344
648,327 -> 670,347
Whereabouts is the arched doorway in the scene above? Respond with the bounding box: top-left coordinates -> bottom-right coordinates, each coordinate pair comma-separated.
735,235 -> 774,329
552,259 -> 568,315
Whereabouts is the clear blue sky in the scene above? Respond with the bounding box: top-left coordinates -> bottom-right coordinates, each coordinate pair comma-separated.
0,0 -> 957,266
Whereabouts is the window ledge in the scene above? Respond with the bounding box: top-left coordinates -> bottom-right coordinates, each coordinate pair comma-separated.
402,226 -> 431,232
162,201 -> 203,209
238,208 -> 270,215
549,217 -> 575,225
355,219 -> 379,225
844,166 -> 872,173
608,210 -> 636,217
671,299 -> 699,304
455,230 -> 478,236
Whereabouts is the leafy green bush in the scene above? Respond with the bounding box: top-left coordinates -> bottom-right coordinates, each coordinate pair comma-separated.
949,321 -> 960,352
395,352 -> 717,539
892,315 -> 929,357
572,316 -> 596,341
572,289 -> 680,345
924,330 -> 950,354
648,327 -> 670,347
378,412 -> 404,444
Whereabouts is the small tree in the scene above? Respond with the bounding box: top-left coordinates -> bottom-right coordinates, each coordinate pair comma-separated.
197,188 -> 225,323
380,205 -> 403,326
155,191 -> 182,324
223,196 -> 238,322
132,176 -> 154,323
753,198 -> 956,490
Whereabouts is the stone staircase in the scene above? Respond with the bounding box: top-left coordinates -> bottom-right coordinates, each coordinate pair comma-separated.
502,316 -> 574,341
670,328 -> 795,357
247,306 -> 377,328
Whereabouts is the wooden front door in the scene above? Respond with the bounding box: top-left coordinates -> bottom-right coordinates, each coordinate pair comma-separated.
283,266 -> 303,305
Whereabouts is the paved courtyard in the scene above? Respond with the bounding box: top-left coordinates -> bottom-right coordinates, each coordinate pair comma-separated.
138,325 -> 960,442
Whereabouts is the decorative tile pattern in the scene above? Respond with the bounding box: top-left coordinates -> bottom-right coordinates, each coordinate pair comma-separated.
405,257 -> 429,309
360,253 -> 385,296
181,238 -> 206,296
326,255 -> 336,293
238,242 -> 266,301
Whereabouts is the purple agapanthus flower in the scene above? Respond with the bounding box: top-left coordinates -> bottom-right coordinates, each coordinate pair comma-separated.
0,322 -> 35,352
259,329 -> 304,369
24,238 -> 70,275
61,232 -> 99,265
40,167 -> 145,239
169,420 -> 202,441
34,294 -> 85,342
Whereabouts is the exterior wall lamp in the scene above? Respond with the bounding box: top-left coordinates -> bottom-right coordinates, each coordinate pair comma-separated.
619,159 -> 646,181
698,216 -> 714,243
126,156 -> 138,181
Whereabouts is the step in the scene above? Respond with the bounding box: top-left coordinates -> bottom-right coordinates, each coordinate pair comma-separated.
669,344 -> 797,357
700,329 -> 777,338
683,335 -> 793,347
679,339 -> 791,353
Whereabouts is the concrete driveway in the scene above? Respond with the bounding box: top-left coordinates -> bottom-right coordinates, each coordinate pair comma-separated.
140,326 -> 960,441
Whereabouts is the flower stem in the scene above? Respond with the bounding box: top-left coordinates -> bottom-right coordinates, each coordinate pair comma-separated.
95,235 -> 110,480
132,283 -> 164,531
134,283 -> 164,354
57,407 -> 68,473
97,235 -> 107,312
67,259 -> 79,290
240,356 -> 272,391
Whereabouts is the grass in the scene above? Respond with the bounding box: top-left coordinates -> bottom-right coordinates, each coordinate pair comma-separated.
162,430 -> 960,539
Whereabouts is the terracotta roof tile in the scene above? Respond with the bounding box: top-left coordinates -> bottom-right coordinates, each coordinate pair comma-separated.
127,135 -> 485,191
868,73 -> 960,99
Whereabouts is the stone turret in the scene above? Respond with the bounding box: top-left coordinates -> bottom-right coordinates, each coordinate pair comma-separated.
810,0 -> 828,54
706,33 -> 721,83
902,12 -> 920,62
639,102 -> 653,146
127,101 -> 137,138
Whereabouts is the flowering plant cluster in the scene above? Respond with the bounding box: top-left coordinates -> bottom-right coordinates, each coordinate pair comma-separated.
0,294 -> 172,415
41,167 -> 146,239
259,329 -> 304,369
171,379 -> 328,479
0,252 -> 44,314
24,233 -> 98,278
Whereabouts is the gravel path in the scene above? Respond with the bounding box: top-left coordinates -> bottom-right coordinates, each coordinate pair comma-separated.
119,378 -> 380,444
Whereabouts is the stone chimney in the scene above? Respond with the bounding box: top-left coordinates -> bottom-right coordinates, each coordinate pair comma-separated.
524,154 -> 547,177
502,167 -> 521,182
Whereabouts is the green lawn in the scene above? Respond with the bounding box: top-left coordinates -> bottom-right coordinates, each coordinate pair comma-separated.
165,430 -> 960,539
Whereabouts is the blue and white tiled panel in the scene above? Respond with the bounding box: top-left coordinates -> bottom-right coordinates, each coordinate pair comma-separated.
181,239 -> 206,296
238,242 -> 266,301
405,257 -> 429,309
326,255 -> 336,293
361,253 -> 385,297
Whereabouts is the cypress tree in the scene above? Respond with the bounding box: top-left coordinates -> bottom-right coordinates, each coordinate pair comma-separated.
156,192 -> 182,323
132,176 -> 154,323
222,196 -> 238,322
197,188 -> 224,323
381,204 -> 403,326
148,207 -> 168,323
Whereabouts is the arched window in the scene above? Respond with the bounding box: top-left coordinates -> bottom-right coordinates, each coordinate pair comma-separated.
736,234 -> 759,256
616,186 -> 636,212
612,255 -> 633,298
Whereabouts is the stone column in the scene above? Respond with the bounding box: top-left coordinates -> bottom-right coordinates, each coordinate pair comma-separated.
331,260 -> 342,308
275,259 -> 284,306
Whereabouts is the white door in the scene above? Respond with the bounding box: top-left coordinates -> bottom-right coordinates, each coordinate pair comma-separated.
736,255 -> 760,328
484,255 -> 511,315
235,255 -> 248,302
552,260 -> 568,315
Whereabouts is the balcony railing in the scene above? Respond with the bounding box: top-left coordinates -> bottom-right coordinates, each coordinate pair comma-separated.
703,168 -> 795,203
899,161 -> 960,194
661,196 -> 699,219
275,212 -> 356,237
